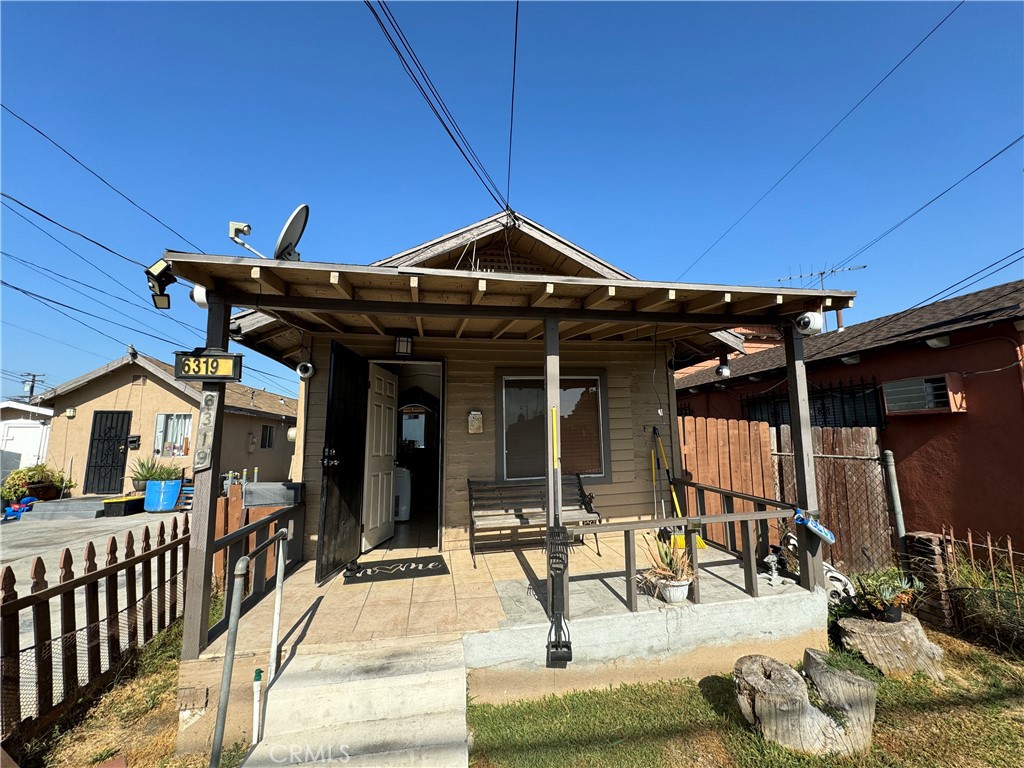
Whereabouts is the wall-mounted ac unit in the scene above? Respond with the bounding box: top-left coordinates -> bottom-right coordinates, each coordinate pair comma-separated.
881,373 -> 966,415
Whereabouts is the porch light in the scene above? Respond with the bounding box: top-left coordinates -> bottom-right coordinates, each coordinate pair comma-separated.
925,336 -> 950,349
64,407 -> 76,419
395,335 -> 413,357
840,354 -> 860,365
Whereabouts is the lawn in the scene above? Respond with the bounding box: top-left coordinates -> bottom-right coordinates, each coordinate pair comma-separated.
468,631 -> 1024,768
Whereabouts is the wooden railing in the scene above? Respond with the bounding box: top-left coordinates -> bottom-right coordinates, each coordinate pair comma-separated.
0,514 -> 190,738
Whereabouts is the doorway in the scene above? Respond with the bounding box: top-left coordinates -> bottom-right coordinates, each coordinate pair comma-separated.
83,410 -> 132,494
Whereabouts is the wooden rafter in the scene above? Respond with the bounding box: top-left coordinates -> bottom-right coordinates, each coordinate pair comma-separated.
329,271 -> 354,299
251,266 -> 287,295
635,288 -> 677,312
685,291 -> 730,313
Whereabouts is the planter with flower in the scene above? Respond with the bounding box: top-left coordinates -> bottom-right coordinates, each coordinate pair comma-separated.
854,569 -> 920,623
1,464 -> 74,504
640,533 -> 694,604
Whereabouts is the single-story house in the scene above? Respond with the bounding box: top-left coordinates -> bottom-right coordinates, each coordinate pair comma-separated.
0,401 -> 53,481
676,279 -> 1024,543
33,352 -> 297,496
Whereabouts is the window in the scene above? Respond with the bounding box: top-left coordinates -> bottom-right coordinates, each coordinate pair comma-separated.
740,379 -> 885,429
260,424 -> 276,449
498,372 -> 609,481
154,413 -> 192,456
882,374 -> 966,414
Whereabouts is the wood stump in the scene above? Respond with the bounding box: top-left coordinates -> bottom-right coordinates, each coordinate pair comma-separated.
734,650 -> 878,756
838,613 -> 944,682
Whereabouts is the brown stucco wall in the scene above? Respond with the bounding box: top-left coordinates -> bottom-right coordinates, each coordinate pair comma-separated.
677,321 -> 1024,543
44,362 -> 295,495
298,334 -> 681,561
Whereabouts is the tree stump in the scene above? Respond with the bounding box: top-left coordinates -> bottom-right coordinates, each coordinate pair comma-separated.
734,651 -> 877,756
838,613 -> 944,682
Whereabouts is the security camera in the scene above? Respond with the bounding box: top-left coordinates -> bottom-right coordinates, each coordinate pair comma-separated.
795,311 -> 824,336
296,361 -> 315,380
715,363 -> 731,378
229,221 -> 251,242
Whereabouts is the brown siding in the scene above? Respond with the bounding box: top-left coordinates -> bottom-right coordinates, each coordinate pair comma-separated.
299,335 -> 678,559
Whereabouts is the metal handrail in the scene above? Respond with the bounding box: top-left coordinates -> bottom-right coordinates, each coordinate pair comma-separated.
209,528 -> 288,768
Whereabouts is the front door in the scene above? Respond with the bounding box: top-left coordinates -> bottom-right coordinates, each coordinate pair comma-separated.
316,343 -> 369,583
83,411 -> 131,494
361,364 -> 398,552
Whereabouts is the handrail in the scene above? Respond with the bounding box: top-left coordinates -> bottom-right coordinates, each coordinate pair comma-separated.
671,478 -> 799,510
211,503 -> 299,552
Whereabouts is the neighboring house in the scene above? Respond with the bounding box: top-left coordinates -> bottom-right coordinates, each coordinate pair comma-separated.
33,352 -> 297,496
0,400 -> 53,481
161,211 -> 854,581
675,279 -> 1024,543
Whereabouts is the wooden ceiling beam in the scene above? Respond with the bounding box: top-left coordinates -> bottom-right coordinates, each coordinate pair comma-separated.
472,279 -> 487,306
561,322 -> 614,340
685,291 -> 730,313
732,293 -> 783,314
311,313 -> 347,334
584,285 -> 616,309
251,266 -> 287,295
635,288 -> 676,312
363,315 -> 386,336
330,271 -> 354,299
530,283 -> 555,307
410,276 -> 424,336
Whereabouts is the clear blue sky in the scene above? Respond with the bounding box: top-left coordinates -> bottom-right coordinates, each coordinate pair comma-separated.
2,1 -> 1022,400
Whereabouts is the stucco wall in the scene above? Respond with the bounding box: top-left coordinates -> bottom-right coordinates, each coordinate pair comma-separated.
298,334 -> 681,560
678,321 -> 1024,542
44,362 -> 295,495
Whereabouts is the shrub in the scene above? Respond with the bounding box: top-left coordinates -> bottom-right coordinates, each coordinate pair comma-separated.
1,464 -> 74,502
129,457 -> 181,482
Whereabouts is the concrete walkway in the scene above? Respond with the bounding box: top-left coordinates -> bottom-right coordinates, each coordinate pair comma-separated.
243,638 -> 469,767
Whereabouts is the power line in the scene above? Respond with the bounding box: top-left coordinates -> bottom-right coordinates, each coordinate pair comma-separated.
1,192 -> 146,267
2,321 -> 109,360
676,0 -> 966,280
364,1 -> 510,211
1,103 -> 206,253
829,134 -> 1024,272
506,1 -> 521,206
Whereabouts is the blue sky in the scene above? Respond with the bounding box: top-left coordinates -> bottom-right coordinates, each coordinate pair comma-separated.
2,1 -> 1021,400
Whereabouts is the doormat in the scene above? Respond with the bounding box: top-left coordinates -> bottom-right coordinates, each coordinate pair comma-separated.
343,555 -> 449,584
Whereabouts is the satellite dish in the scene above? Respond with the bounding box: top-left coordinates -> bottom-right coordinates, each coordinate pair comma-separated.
274,204 -> 309,261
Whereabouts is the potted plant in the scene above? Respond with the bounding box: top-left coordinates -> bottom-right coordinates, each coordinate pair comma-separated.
854,569 -> 920,622
640,533 -> 694,604
1,464 -> 74,503
129,456 -> 173,492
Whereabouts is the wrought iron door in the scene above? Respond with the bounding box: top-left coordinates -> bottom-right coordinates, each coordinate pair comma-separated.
83,411 -> 132,494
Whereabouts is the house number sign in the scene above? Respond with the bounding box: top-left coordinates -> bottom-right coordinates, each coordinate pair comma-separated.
174,350 -> 243,382
193,391 -> 219,471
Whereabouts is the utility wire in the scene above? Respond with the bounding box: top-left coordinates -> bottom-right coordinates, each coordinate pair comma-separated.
829,135 -> 1024,272
1,201 -> 204,336
506,1 -> 520,206
1,192 -> 146,267
2,320 -> 109,360
676,0 -> 966,280
1,103 -> 206,253
364,1 -> 510,211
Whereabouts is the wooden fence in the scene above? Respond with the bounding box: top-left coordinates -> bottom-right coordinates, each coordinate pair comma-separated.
0,514 -> 189,738
678,416 -> 895,572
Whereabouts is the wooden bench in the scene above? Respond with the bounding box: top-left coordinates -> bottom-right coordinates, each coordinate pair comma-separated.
467,475 -> 601,566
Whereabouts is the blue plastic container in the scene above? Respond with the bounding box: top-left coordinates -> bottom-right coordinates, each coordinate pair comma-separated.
144,480 -> 183,512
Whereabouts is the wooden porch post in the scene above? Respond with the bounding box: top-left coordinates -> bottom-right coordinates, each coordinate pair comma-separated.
784,323 -> 826,591
181,295 -> 230,660
543,318 -> 567,618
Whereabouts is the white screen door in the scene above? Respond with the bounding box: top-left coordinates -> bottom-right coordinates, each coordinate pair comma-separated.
361,364 -> 398,551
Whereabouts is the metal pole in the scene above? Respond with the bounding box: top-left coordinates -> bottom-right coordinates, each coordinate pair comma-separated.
882,450 -> 908,561
210,555 -> 249,768
268,536 -> 286,680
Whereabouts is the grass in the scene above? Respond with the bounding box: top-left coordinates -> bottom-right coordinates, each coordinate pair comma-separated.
468,631 -> 1024,768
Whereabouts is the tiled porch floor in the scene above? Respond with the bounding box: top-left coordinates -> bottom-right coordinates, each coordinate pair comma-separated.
205,519 -> 804,658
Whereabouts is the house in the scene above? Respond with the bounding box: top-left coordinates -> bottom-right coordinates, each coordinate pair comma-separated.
0,400 -> 53,481
155,212 -> 869,756
33,352 -> 297,496
675,279 -> 1024,543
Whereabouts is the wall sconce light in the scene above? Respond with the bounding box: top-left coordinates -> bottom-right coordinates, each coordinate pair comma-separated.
840,354 -> 861,365
688,387 -> 700,394
925,335 -> 950,349
64,407 -> 76,419
395,335 -> 413,357
145,259 -> 177,310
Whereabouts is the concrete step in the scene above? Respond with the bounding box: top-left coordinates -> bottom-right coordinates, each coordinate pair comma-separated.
245,711 -> 468,767
28,497 -> 110,520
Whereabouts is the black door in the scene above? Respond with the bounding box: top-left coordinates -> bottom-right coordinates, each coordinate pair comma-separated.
83,411 -> 132,494
316,342 -> 369,583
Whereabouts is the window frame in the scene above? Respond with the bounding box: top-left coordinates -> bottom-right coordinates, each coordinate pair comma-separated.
153,413 -> 193,457
494,367 -> 612,484
260,424 -> 276,449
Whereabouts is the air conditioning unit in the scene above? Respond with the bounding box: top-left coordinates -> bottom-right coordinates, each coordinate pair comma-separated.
881,373 -> 966,415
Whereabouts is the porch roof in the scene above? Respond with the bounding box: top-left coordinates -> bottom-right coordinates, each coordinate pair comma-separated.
160,250 -> 855,365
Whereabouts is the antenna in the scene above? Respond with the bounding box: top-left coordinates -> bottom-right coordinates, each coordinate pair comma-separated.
777,264 -> 866,333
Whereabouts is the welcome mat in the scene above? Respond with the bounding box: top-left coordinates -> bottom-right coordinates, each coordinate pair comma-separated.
343,555 -> 450,584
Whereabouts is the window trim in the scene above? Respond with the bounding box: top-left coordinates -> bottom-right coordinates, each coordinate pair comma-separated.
153,412 -> 192,457
494,367 -> 613,484
260,424 -> 276,449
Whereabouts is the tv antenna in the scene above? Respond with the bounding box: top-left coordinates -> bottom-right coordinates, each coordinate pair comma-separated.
777,263 -> 866,291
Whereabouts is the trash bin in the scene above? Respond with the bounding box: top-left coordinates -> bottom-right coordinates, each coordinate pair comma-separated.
394,467 -> 412,521
145,479 -> 183,512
